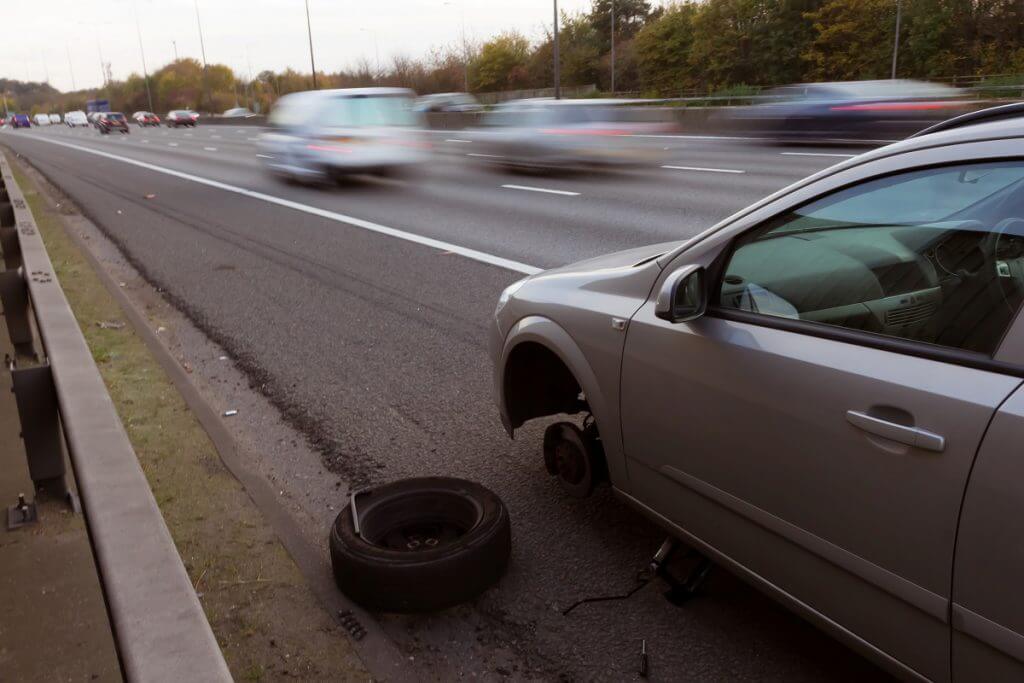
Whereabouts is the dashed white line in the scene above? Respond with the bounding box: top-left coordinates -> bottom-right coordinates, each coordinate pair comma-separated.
204,147 -> 218,151
184,133 -> 193,137
168,142 -> 179,147
780,151 -> 856,158
141,139 -> 150,143
502,184 -> 580,197
210,134 -> 221,139
468,152 -> 502,158
247,137 -> 259,141
23,135 -> 542,275
446,139 -> 472,143
662,165 -> 745,174
256,153 -> 274,159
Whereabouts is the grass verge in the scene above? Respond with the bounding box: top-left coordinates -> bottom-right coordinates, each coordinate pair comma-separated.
8,157 -> 369,682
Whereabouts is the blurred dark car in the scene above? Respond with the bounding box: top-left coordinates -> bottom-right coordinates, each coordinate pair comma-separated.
11,114 -> 32,129
96,112 -> 130,135
727,80 -> 971,142
166,110 -> 199,127
468,99 -> 670,170
414,92 -> 481,113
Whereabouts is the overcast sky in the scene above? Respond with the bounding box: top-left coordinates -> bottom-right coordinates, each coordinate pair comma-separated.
0,0 -> 629,92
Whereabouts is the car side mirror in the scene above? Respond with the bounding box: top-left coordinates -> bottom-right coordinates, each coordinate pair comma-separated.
655,265 -> 707,323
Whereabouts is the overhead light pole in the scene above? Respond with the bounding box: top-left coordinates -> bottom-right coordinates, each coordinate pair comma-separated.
66,45 -> 77,92
173,40 -> 179,62
194,0 -> 210,109
553,0 -> 560,99
891,0 -> 902,79
133,0 -> 155,113
610,0 -> 615,93
305,0 -> 318,89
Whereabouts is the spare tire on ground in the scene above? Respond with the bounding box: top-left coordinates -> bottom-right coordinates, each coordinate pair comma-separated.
329,477 -> 511,613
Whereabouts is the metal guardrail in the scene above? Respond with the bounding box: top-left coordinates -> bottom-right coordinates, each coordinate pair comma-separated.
0,153 -> 231,683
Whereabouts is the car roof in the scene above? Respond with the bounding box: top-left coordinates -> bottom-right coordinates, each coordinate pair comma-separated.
292,87 -> 415,99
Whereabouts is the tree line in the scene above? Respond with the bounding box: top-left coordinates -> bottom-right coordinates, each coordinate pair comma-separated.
4,0 -> 1023,116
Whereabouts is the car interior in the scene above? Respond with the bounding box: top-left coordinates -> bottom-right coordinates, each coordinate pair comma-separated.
718,162 -> 1024,356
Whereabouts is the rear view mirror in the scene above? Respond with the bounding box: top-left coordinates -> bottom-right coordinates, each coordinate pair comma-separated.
655,265 -> 707,323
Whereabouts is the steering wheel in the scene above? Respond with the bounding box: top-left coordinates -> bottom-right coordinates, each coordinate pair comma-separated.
983,216 -> 1024,312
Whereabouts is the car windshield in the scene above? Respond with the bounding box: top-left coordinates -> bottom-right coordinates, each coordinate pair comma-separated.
318,95 -> 416,128
107,114 -> 126,121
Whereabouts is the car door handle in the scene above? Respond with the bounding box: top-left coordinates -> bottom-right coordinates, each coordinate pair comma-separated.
845,410 -> 946,452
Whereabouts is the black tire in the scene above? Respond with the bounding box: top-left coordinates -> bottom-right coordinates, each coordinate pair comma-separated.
329,477 -> 511,613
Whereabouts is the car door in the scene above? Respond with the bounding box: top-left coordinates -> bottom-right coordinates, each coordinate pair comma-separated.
620,157 -> 1024,681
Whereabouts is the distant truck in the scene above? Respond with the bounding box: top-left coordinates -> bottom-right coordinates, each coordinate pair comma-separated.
86,99 -> 111,114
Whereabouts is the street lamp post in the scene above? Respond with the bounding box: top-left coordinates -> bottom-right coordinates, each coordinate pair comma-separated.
173,40 -> 179,62
306,0 -> 318,89
195,0 -> 210,109
891,0 -> 902,79
553,0 -> 560,99
610,0 -> 615,93
133,1 -> 155,113
66,45 -> 77,92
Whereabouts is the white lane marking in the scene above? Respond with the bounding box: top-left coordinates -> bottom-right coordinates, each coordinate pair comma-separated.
210,134 -> 221,139
468,152 -> 502,158
204,147 -> 218,151
184,133 -> 193,137
247,137 -> 259,141
168,142 -> 179,147
142,140 -> 150,143
780,151 -> 856,158
23,136 -> 542,275
445,139 -> 472,143
662,165 -> 744,174
256,153 -> 274,159
236,130 -> 245,134
502,184 -> 580,197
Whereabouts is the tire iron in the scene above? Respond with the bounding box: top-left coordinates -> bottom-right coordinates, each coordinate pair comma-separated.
639,639 -> 649,678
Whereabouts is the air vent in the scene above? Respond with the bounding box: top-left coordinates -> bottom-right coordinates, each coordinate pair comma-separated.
886,300 -> 937,327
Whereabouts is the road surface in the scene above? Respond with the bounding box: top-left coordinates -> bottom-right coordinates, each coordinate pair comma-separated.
1,123 -> 887,681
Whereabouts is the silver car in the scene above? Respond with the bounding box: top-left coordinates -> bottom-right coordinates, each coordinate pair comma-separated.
258,87 -> 427,182
491,103 -> 1024,681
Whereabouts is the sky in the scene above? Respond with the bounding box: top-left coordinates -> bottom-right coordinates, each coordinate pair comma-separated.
1,0 -> 613,93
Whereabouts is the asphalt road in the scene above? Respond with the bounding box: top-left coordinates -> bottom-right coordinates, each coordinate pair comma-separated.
1,123 -> 888,681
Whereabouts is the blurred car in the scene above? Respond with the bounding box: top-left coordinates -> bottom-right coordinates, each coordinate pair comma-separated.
11,114 -> 31,129
727,79 -> 971,142
87,112 -> 102,125
95,112 -> 130,134
258,87 -> 428,182
222,107 -> 256,118
166,110 -> 199,127
48,113 -> 61,124
132,111 -> 160,126
64,110 -> 89,127
468,99 -> 670,170
33,113 -> 51,126
414,92 -> 481,113
491,103 -> 1024,681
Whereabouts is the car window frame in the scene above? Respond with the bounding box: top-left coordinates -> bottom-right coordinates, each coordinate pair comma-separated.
656,139 -> 1024,377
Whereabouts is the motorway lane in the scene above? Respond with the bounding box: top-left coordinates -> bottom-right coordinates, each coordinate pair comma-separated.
0,125 -> 887,680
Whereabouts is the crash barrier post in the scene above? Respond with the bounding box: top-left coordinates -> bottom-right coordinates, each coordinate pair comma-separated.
0,154 -> 232,683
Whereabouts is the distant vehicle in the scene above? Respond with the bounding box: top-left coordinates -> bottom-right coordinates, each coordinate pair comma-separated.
166,110 -> 199,127
86,98 -> 110,114
222,107 -> 256,118
10,114 -> 31,129
64,111 -> 89,127
87,112 -> 102,124
727,79 -> 971,141
48,113 -> 61,124
492,102 -> 1024,682
258,87 -> 427,182
414,92 -> 481,113
33,113 -> 51,126
132,111 -> 160,126
469,99 -> 670,170
95,112 -> 130,135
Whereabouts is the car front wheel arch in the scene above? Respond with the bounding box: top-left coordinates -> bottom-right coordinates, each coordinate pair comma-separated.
503,341 -> 585,429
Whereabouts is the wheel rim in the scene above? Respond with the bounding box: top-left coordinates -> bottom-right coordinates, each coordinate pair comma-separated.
359,491 -> 482,553
554,440 -> 587,486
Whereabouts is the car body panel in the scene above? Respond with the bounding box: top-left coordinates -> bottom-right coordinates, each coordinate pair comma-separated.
492,116 -> 1024,679
11,114 -> 31,129
952,384 -> 1024,677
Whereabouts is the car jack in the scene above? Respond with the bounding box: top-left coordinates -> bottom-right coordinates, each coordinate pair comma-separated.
648,538 -> 713,606
561,537 -> 712,616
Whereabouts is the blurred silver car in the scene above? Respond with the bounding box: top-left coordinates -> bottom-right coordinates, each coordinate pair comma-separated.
492,103 -> 1024,681
469,99 -> 668,170
258,88 -> 427,181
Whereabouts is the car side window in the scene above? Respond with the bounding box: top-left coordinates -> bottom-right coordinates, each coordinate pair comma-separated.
718,161 -> 1024,356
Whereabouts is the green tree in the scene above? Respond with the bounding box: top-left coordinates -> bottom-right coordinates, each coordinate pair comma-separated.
803,0 -> 896,80
470,31 -> 531,92
635,3 -> 700,94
